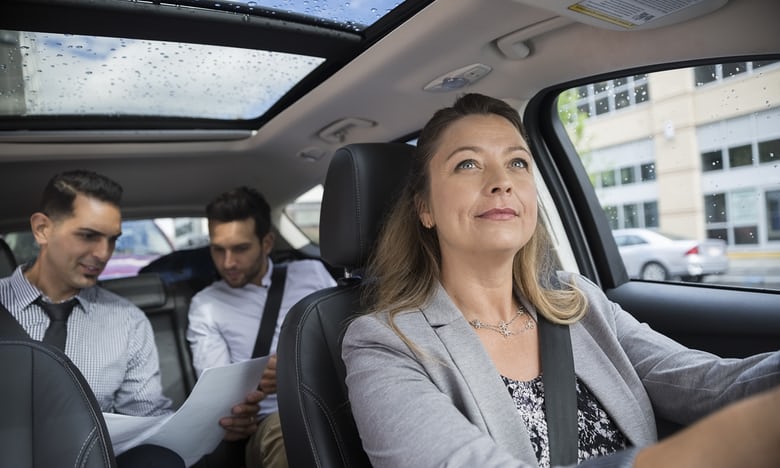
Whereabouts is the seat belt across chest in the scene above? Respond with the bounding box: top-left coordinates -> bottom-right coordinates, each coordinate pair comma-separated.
538,315 -> 578,465
0,302 -> 32,341
251,263 -> 288,358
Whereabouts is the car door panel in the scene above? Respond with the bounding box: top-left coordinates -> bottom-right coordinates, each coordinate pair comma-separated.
606,282 -> 780,359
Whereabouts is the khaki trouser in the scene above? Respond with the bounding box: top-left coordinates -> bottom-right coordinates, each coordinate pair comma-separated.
245,412 -> 288,468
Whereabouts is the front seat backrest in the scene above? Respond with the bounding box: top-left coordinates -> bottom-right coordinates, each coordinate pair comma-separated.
276,143 -> 415,468
0,237 -> 17,278
0,338 -> 117,468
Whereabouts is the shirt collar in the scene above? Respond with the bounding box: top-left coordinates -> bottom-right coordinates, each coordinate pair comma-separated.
11,264 -> 91,312
259,258 -> 275,288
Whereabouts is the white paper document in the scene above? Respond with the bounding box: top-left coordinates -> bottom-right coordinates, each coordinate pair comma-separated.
104,355 -> 269,467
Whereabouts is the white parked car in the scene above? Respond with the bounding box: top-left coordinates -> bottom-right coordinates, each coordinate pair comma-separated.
612,229 -> 728,282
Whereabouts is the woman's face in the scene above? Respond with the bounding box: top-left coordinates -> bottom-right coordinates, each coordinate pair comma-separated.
418,113 -> 537,262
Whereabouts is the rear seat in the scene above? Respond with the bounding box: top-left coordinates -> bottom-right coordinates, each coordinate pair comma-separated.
100,273 -> 197,408
99,249 -> 337,408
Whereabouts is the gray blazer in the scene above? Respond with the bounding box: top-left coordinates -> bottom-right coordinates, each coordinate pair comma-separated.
342,273 -> 780,468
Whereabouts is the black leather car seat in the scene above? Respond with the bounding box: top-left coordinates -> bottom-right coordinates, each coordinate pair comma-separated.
1,239 -> 114,467
276,143 -> 415,468
0,237 -> 17,278
0,334 -> 117,467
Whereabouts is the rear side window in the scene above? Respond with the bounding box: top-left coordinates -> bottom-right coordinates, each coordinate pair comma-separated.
558,60 -> 780,290
2,217 -> 208,280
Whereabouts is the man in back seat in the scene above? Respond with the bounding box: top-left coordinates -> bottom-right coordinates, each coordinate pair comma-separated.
0,170 -> 185,468
188,186 -> 336,468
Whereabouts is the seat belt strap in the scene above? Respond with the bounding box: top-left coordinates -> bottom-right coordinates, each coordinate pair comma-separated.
0,302 -> 32,341
252,263 -> 288,358
538,315 -> 578,465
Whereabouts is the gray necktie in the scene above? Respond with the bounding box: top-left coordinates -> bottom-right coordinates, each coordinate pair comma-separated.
36,297 -> 77,351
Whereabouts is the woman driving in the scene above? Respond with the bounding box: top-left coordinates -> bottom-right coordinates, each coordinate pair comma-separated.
342,93 -> 780,467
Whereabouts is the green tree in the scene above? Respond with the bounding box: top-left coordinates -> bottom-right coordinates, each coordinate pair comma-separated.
556,88 -> 595,186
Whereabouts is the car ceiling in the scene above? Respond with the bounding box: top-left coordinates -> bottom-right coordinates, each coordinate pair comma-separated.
0,0 -> 778,234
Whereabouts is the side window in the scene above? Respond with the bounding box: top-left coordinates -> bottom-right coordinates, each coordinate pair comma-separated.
558,61 -> 780,290
102,218 -> 211,280
2,217 -> 209,280
284,185 -> 324,245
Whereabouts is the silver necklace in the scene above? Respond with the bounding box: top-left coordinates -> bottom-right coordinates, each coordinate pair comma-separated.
468,305 -> 535,338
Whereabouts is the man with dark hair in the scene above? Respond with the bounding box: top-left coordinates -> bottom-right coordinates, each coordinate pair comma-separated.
0,170 -> 184,468
188,186 -> 336,468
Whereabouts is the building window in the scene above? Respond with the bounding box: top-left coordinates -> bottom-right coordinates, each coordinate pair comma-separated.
754,60 -> 780,69
640,162 -> 656,181
620,166 -> 635,185
759,138 -> 780,164
623,204 -> 639,228
705,193 -> 727,223
614,89 -> 630,110
721,62 -> 748,80
703,189 -> 762,246
643,201 -> 658,227
701,150 -> 723,172
604,201 -> 657,229
694,61 -> 774,87
571,74 -> 650,118
694,65 -> 717,86
767,189 -> 780,241
634,82 -> 649,104
728,144 -> 754,168
734,226 -> 759,244
601,170 -> 616,188
707,228 -> 729,242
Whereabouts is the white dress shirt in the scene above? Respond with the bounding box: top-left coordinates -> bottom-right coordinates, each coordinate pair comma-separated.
187,258 -> 336,417
1,266 -> 173,417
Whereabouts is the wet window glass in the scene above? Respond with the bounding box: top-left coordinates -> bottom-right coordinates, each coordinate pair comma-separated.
620,166 -> 635,184
728,144 -> 754,168
558,61 -> 780,290
162,0 -> 407,31
0,30 -> 325,120
702,150 -> 723,172
640,162 -> 656,181
758,138 -> 780,164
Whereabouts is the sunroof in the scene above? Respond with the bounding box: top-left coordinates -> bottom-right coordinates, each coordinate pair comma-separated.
0,30 -> 325,120
172,0 -> 407,31
0,0 -> 416,126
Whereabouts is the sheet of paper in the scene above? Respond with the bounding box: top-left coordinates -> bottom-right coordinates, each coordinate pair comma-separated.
104,355 -> 269,467
103,413 -> 172,455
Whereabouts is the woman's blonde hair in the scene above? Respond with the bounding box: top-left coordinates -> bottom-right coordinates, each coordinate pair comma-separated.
362,93 -> 587,339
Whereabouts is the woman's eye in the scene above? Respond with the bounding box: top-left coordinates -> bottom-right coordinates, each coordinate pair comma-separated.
456,159 -> 477,170
510,158 -> 528,168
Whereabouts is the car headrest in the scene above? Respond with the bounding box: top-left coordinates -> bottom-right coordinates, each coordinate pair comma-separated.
319,143 -> 416,272
99,273 -> 168,309
0,237 -> 17,278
